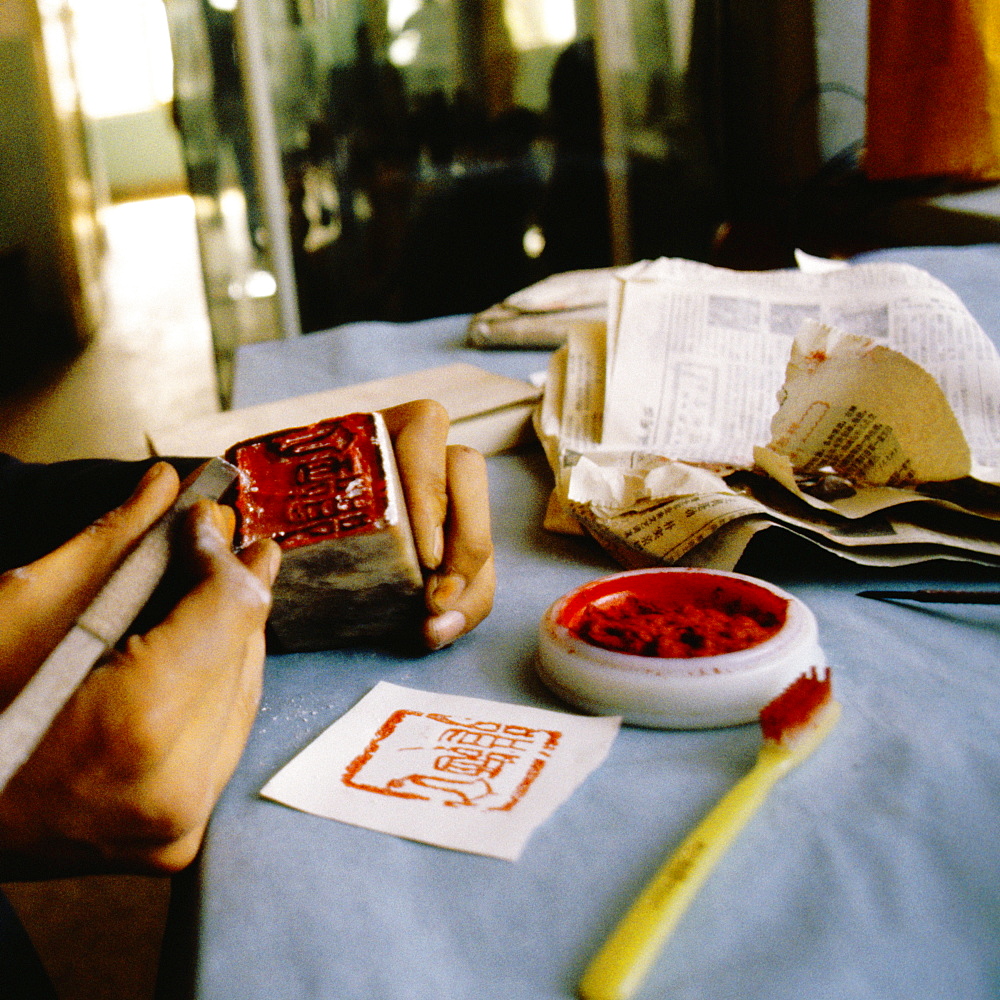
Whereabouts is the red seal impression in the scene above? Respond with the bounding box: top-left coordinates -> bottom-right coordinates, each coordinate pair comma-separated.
342,709 -> 562,812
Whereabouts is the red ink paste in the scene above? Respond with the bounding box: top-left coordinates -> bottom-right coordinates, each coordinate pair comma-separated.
226,413 -> 389,550
572,591 -> 783,658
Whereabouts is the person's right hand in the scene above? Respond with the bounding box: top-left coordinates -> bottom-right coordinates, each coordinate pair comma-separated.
0,462 -> 281,878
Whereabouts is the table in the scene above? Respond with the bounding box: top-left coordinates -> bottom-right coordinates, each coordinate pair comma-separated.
159,247 -> 1000,1000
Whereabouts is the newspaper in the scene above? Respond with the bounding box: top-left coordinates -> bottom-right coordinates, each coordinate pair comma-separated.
534,257 -> 1000,570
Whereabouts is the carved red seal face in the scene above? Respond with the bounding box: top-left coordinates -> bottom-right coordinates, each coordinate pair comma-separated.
226,413 -> 390,550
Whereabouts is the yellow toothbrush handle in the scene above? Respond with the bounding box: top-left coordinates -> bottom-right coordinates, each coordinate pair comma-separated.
578,749 -> 788,1000
579,696 -> 841,1000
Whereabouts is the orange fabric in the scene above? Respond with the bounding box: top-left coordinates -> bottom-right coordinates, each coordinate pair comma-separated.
865,0 -> 1000,181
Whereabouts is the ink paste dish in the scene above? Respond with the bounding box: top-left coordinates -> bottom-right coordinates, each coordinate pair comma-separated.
537,567 -> 824,729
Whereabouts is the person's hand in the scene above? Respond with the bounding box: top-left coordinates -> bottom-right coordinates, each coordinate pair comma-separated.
0,462 -> 281,877
380,400 -> 495,650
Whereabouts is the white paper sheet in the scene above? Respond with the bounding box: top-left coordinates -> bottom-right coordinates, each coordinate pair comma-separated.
260,682 -> 621,861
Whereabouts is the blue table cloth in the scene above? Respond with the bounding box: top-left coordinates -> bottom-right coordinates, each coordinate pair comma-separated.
160,246 -> 1000,1000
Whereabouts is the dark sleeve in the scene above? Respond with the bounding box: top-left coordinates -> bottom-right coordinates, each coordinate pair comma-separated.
0,890 -> 57,1000
0,454 -> 205,573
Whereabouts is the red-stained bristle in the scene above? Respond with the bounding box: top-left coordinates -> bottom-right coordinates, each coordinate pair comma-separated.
759,668 -> 832,742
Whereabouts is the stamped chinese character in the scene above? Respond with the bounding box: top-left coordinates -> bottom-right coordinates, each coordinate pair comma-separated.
342,709 -> 561,811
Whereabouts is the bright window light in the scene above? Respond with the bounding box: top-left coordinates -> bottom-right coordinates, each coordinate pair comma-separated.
522,224 -> 545,258
504,0 -> 576,50
389,29 -> 421,67
387,0 -> 423,34
244,270 -> 278,299
389,0 -> 575,54
66,0 -> 175,119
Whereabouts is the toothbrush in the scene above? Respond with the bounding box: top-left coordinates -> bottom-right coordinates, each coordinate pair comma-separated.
578,667 -> 840,1000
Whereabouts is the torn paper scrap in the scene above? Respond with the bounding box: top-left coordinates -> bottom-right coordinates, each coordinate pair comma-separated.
766,320 -> 971,486
567,452 -> 735,515
260,682 -> 620,861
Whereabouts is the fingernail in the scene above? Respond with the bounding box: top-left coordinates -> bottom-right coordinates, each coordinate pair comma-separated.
266,541 -> 282,583
431,526 -> 445,567
135,461 -> 169,492
194,502 -> 228,553
426,609 -> 466,650
210,504 -> 231,537
215,503 -> 237,541
428,573 -> 465,611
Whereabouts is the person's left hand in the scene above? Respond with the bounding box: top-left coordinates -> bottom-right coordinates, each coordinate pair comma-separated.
380,400 -> 495,650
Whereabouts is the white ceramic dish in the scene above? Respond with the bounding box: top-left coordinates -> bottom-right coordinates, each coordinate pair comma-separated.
537,567 -> 824,729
